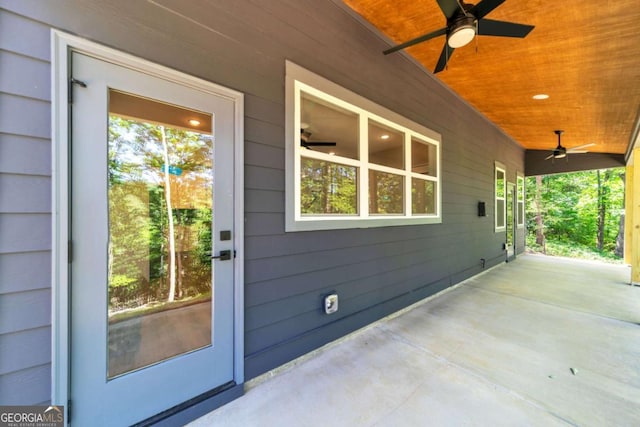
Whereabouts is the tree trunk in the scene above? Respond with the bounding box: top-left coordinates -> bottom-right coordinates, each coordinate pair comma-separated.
176,247 -> 183,299
161,126 -> 177,303
615,172 -> 625,258
615,213 -> 625,258
322,164 -> 329,213
596,170 -> 604,251
596,169 -> 613,252
534,175 -> 545,251
175,210 -> 184,300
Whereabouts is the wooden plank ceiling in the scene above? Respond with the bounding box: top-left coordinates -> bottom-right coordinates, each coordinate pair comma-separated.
343,0 -> 640,155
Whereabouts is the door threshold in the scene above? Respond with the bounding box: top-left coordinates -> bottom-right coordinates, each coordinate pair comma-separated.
133,381 -> 244,427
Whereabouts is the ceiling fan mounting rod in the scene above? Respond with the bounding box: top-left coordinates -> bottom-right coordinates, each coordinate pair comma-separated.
455,0 -> 470,16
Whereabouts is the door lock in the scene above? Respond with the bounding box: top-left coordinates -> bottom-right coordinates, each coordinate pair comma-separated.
211,250 -> 231,261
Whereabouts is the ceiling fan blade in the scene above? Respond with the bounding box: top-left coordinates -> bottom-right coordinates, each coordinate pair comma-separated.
434,43 -> 455,73
567,150 -> 589,154
567,143 -> 596,151
477,19 -> 535,38
469,0 -> 506,20
383,27 -> 447,55
544,154 -> 554,160
436,0 -> 462,19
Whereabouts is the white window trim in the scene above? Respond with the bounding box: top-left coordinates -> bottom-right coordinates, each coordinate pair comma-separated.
516,172 -> 525,228
51,31 -> 245,411
285,61 -> 442,232
495,162 -> 506,232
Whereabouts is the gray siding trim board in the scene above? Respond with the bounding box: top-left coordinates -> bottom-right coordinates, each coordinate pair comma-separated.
0,0 -> 527,411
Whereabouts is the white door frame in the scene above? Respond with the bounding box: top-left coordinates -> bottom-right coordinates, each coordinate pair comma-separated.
51,30 -> 244,416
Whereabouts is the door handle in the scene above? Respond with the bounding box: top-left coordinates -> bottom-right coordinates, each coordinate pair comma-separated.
211,250 -> 231,261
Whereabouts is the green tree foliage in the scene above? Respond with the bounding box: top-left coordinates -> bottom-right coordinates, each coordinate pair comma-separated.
300,158 -> 357,214
525,168 -> 625,258
369,170 -> 403,214
411,179 -> 435,214
108,116 -> 213,311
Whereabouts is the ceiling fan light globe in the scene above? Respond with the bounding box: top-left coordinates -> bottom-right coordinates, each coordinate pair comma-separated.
448,25 -> 475,48
555,152 -> 566,159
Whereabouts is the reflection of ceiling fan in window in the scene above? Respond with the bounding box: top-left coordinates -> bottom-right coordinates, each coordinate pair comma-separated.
300,123 -> 337,150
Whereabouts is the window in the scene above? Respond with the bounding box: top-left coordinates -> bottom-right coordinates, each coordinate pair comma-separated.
286,62 -> 441,231
516,173 -> 525,228
495,163 -> 506,231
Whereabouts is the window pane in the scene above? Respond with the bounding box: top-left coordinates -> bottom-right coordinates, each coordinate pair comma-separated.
496,199 -> 505,228
301,92 -> 358,159
518,202 -> 524,225
412,179 -> 436,214
369,170 -> 403,214
368,120 -> 403,169
412,138 -> 437,176
496,170 -> 505,198
107,91 -> 213,378
517,176 -> 525,201
301,158 -> 357,214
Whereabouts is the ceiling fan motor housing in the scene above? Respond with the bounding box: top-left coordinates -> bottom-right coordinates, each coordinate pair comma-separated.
448,15 -> 477,48
552,130 -> 566,159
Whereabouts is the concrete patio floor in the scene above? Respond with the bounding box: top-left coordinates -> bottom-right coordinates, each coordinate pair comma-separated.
189,254 -> 640,426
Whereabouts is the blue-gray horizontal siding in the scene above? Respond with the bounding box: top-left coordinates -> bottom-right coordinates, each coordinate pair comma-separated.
0,364 -> 50,405
0,7 -> 52,405
0,0 -> 526,393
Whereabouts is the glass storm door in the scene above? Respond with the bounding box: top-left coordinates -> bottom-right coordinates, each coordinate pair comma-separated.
69,52 -> 235,426
506,182 -> 516,259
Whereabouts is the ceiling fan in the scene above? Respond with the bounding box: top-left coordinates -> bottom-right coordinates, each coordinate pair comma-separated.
300,128 -> 337,150
545,130 -> 595,161
383,0 -> 535,73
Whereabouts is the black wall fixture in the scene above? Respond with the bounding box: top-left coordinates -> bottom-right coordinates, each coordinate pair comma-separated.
478,201 -> 486,217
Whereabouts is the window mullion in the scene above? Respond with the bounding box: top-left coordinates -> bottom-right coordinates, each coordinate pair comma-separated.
359,114 -> 369,218
300,150 -> 360,167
